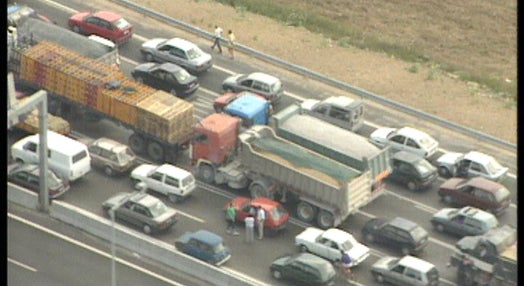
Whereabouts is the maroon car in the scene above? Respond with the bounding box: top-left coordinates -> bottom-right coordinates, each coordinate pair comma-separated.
438,177 -> 511,216
68,10 -> 133,45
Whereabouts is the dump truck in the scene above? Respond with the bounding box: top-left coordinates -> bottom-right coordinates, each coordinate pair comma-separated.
448,225 -> 517,286
9,40 -> 194,162
270,104 -> 391,191
192,113 -> 378,228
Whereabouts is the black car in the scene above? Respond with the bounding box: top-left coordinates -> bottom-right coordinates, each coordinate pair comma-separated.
131,62 -> 199,98
362,217 -> 429,255
270,253 -> 336,286
387,151 -> 438,191
7,163 -> 70,199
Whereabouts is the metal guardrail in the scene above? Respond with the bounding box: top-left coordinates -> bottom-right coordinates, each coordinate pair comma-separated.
112,0 -> 516,151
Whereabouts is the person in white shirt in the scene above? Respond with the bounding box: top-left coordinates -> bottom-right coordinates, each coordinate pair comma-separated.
211,25 -> 223,54
256,206 -> 266,239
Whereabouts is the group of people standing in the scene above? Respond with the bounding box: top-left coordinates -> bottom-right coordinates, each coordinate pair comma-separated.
211,25 -> 235,59
226,203 -> 266,243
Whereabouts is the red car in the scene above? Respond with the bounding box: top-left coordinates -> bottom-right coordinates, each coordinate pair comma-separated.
226,197 -> 289,236
68,10 -> 133,45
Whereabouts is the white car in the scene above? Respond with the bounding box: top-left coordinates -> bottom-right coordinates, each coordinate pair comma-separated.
222,72 -> 284,102
130,163 -> 196,203
140,37 -> 212,74
369,127 -> 439,158
436,151 -> 508,181
295,227 -> 370,267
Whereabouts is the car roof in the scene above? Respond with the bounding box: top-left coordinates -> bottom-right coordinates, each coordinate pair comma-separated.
392,151 -> 425,164
396,127 -> 433,141
164,38 -> 196,51
190,230 -> 223,246
323,96 -> 361,109
398,256 -> 435,272
93,10 -> 123,22
92,137 -> 126,150
156,164 -> 191,178
294,253 -> 331,266
156,62 -> 183,73
246,72 -> 280,84
465,177 -> 504,192
389,217 -> 419,231
322,228 -> 352,243
464,151 -> 497,165
459,206 -> 495,220
129,192 -> 161,208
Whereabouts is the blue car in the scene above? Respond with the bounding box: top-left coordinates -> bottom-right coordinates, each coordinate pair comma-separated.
175,229 -> 231,266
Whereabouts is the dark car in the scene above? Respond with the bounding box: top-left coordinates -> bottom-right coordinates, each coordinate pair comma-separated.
8,4 -> 54,26
431,206 -> 499,237
68,10 -> 133,44
388,151 -> 438,191
438,176 -> 511,216
362,217 -> 429,255
102,191 -> 179,234
7,163 -> 70,199
131,62 -> 199,98
175,229 -> 231,266
270,253 -> 336,286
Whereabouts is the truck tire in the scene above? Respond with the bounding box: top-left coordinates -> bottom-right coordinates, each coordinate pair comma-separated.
129,134 -> 146,154
296,201 -> 317,223
147,141 -> 164,162
197,164 -> 215,184
439,166 -> 451,177
249,183 -> 270,199
316,210 -> 335,229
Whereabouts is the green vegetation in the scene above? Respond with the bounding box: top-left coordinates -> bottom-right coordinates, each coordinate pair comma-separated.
214,0 -> 516,101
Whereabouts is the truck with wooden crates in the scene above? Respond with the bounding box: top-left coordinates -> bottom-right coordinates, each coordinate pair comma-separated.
270,104 -> 391,192
9,40 -> 194,162
192,113 -> 379,228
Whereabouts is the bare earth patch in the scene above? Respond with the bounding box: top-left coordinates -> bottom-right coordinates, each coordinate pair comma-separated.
128,0 -> 516,144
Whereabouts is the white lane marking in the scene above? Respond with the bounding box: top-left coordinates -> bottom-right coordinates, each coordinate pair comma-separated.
8,258 -> 37,272
221,267 -> 273,286
121,56 -> 139,65
8,213 -> 186,286
385,190 -> 439,213
41,0 -> 77,13
132,34 -> 149,42
177,210 -> 205,223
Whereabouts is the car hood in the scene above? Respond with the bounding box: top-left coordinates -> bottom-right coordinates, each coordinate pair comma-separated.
439,178 -> 465,190
131,164 -> 157,179
188,52 -> 212,65
295,227 -> 324,243
300,99 -> 320,111
346,243 -> 370,264
70,11 -> 90,22
431,208 -> 456,221
223,74 -> 244,86
102,192 -> 130,209
271,255 -> 290,267
142,38 -> 167,50
370,128 -> 396,145
372,256 -> 397,271
153,208 -> 178,222
437,152 -> 464,165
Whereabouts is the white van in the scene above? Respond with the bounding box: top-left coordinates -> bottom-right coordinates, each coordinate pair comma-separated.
11,131 -> 91,181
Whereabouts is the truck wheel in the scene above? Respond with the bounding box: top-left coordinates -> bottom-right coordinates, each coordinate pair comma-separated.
197,164 -> 215,184
407,181 -> 419,191
249,183 -> 270,198
439,166 -> 451,177
147,141 -> 164,162
129,134 -> 146,154
296,201 -> 317,223
316,210 -> 335,229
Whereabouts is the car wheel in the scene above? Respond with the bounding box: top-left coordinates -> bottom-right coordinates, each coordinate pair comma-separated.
104,166 -> 115,176
72,25 -> 81,34
271,269 -> 283,280
134,77 -> 144,83
435,223 -> 445,233
407,181 -> 418,191
299,244 -> 308,253
443,195 -> 454,204
145,53 -> 154,62
143,224 -> 152,234
364,233 -> 375,243
131,179 -> 142,189
401,246 -> 411,255
168,194 -> 180,203
374,273 -> 385,283
170,89 -> 178,96
439,166 -> 451,177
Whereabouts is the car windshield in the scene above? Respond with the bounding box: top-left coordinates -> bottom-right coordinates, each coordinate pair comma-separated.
340,235 -> 358,251
410,226 -> 427,241
181,175 -> 195,187
113,17 -> 131,29
186,47 -> 203,60
173,68 -> 192,82
414,159 -> 435,176
115,146 -> 135,164
387,258 -> 400,270
270,205 -> 288,221
484,215 -> 499,229
494,187 -> 510,202
149,200 -> 169,217
485,158 -> 505,175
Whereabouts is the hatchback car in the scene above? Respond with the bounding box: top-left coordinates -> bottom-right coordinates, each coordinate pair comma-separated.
130,163 -> 196,203
362,217 -> 429,255
436,151 -> 508,181
270,253 -> 336,286
7,163 -> 70,199
371,255 -> 439,286
140,37 -> 212,74
222,72 -> 284,103
88,137 -> 137,176
438,176 -> 511,216
68,10 -> 133,44
388,151 -> 438,191
369,127 -> 439,158
132,62 -> 199,98
102,191 -> 179,234
300,96 -> 365,132
227,196 -> 290,235
431,206 -> 498,237
175,229 -> 231,266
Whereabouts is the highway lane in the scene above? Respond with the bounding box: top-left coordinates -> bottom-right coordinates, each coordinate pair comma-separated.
7,205 -> 211,286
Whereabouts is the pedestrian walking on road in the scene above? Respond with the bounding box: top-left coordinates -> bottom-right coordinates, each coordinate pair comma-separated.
256,206 -> 266,239
226,203 -> 239,235
227,29 -> 236,59
245,215 -> 255,243
210,25 -> 223,54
